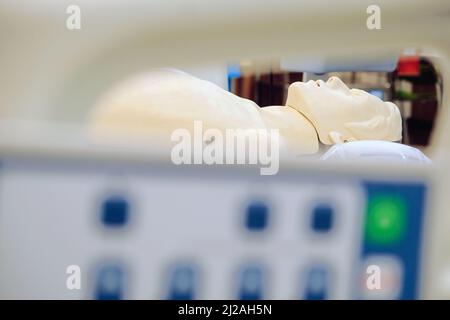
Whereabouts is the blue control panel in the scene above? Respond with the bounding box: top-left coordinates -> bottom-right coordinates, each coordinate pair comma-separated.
0,160 -> 428,300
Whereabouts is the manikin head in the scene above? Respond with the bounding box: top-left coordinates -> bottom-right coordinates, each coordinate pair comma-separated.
286,76 -> 402,145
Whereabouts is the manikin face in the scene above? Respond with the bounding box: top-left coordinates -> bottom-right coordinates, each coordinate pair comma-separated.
286,76 -> 402,145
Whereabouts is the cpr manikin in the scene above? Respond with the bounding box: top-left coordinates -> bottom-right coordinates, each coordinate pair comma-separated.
286,77 -> 402,145
90,69 -> 318,157
89,69 -> 402,156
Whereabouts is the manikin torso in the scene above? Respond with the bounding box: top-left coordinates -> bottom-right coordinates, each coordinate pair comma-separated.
89,69 -> 402,156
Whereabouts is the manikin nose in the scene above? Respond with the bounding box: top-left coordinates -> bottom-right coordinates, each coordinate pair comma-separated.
326,76 -> 350,92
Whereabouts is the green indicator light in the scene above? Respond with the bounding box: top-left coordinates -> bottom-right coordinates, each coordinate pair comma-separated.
365,194 -> 407,245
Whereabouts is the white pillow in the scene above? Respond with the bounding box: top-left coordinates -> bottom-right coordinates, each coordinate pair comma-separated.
321,140 -> 431,163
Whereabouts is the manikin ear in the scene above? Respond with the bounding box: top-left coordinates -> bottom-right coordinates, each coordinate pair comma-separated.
344,102 -> 403,142
344,115 -> 388,140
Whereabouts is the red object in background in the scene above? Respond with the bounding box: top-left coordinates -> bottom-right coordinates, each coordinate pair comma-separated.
397,56 -> 420,76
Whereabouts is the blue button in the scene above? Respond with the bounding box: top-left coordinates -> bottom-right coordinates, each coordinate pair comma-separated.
101,196 -> 129,227
245,202 -> 269,231
303,267 -> 329,300
238,266 -> 264,300
168,266 -> 196,300
311,204 -> 333,232
95,265 -> 124,300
